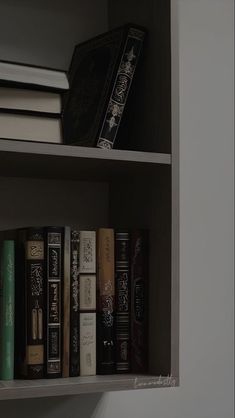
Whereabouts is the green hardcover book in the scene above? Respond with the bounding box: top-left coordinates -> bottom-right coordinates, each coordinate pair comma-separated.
0,240 -> 15,380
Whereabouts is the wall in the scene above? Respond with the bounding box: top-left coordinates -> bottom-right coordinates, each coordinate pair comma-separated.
0,0 -> 108,69
0,0 -> 234,417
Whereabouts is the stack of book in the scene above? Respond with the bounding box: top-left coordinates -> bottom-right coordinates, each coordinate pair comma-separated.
0,23 -> 146,149
0,226 -> 148,380
0,61 -> 69,143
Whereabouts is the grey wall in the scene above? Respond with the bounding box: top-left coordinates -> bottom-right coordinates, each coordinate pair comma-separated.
0,0 -> 233,417
0,0 -> 108,69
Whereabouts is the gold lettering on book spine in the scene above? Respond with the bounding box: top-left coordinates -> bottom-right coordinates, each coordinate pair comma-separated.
26,241 -> 44,260
26,345 -> 44,365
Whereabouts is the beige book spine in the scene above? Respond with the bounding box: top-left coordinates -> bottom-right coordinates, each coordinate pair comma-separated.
79,231 -> 96,274
79,231 -> 96,376
80,313 -> 96,376
97,228 -> 115,374
97,228 -> 115,296
80,274 -> 96,312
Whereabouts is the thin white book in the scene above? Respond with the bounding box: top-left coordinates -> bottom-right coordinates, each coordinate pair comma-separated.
80,275 -> 96,312
0,87 -> 62,114
79,231 -> 96,274
0,113 -> 62,143
79,231 -> 96,376
80,313 -> 96,376
0,61 -> 69,91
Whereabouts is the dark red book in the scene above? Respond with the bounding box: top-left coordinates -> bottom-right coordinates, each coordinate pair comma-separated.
130,230 -> 148,373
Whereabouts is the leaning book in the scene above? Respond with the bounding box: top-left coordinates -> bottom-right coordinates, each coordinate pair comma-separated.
63,24 -> 146,150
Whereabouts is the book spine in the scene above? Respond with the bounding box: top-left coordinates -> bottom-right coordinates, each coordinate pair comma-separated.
80,312 -> 96,376
0,240 -> 15,380
79,230 -> 96,274
46,227 -> 63,378
69,230 -> 80,377
79,231 -> 96,376
96,27 -> 145,150
115,231 -> 130,373
130,230 -> 148,373
62,226 -> 71,377
25,230 -> 45,379
16,228 -> 45,379
97,228 -> 115,374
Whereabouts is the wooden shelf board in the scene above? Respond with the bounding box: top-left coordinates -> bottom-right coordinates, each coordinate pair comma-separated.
0,139 -> 171,181
0,374 -> 178,400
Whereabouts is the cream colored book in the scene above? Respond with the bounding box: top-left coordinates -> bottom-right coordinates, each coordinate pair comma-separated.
0,87 -> 61,114
0,113 -> 62,143
80,313 -> 96,376
79,231 -> 96,274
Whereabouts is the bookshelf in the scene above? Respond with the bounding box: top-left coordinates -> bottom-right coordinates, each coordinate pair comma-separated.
0,139 -> 171,180
0,0 -> 179,399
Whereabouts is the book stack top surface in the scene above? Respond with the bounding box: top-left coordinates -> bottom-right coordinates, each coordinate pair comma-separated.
0,60 -> 69,91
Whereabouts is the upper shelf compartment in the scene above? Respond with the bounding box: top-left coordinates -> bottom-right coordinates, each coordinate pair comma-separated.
0,0 -> 171,155
0,139 -> 171,181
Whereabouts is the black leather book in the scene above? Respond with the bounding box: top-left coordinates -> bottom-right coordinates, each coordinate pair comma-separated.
45,227 -> 63,378
69,230 -> 80,377
115,231 -> 130,373
62,24 -> 146,149
15,228 -> 45,379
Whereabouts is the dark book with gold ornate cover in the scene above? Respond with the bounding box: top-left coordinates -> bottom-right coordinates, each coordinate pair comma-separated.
115,231 -> 130,373
15,228 -> 45,379
130,230 -> 149,373
45,227 -> 63,378
69,230 -> 80,377
62,24 -> 146,150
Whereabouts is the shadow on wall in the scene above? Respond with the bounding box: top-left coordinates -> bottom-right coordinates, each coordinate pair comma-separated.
0,393 -> 103,418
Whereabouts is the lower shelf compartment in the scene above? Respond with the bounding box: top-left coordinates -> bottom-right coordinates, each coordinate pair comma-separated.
0,374 -> 178,400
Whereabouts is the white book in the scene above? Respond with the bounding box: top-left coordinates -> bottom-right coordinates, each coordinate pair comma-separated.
80,274 -> 96,311
0,113 -> 62,143
0,87 -> 61,114
80,313 -> 96,376
0,61 -> 69,90
79,231 -> 96,274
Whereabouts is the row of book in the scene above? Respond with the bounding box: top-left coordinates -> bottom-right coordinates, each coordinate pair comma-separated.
0,227 -> 148,380
0,24 -> 146,150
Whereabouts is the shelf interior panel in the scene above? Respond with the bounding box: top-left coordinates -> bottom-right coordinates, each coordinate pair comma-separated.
110,167 -> 172,376
0,139 -> 171,181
